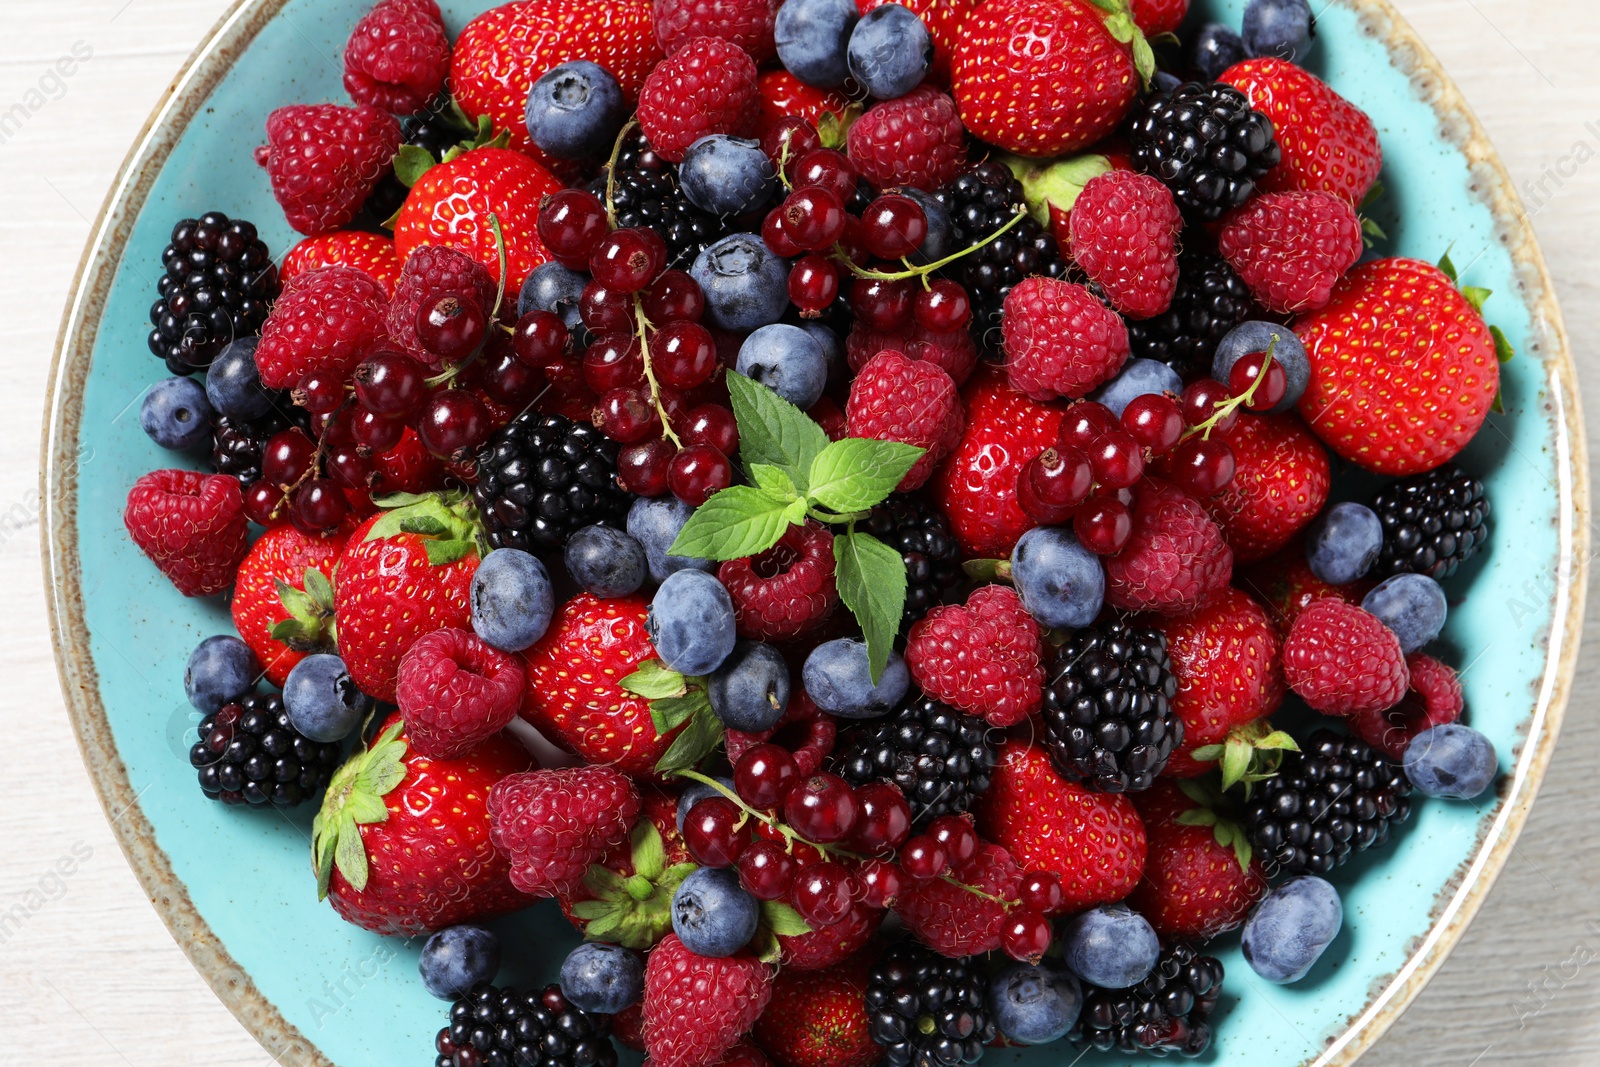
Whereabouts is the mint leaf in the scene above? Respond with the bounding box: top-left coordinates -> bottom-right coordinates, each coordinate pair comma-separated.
727,372 -> 829,492
667,486 -> 797,561
749,463 -> 797,499
621,660 -> 688,700
807,438 -> 925,514
834,531 -> 908,684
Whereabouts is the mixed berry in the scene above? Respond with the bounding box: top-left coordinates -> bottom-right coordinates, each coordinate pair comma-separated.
122,0 -> 1515,1061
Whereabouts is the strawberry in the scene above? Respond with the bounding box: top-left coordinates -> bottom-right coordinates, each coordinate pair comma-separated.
905,585 -> 1043,727
1129,0 -> 1186,35
1348,652 -> 1464,759
255,103 -> 401,236
1202,412 -> 1331,563
280,231 -> 403,296
1218,191 -> 1364,315
858,0 -> 979,83
559,790 -> 695,947
1282,598 -> 1409,715
1238,542 -> 1372,633
754,70 -> 849,137
487,765 -> 641,896
123,469 -> 249,597
230,522 -> 346,687
1103,477 -> 1233,616
845,349 -> 963,491
753,953 -> 880,1067
1293,258 -> 1500,476
644,934 -> 774,1067
1067,169 -> 1181,320
313,712 -> 535,936
1002,276 -> 1130,401
894,841 -> 1022,956
1129,781 -> 1267,940
776,901 -> 881,971
342,0 -> 451,115
845,87 -> 968,193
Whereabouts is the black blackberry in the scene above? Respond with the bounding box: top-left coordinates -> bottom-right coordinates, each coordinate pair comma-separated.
188,693 -> 342,807
865,942 -> 996,1067
933,161 -> 1069,354
1126,245 -> 1264,379
434,984 -> 617,1067
364,96 -> 477,222
211,407 -> 302,488
1040,620 -> 1181,793
148,212 -> 278,375
1369,464 -> 1491,580
836,693 -> 998,828
1071,943 -> 1224,1058
862,495 -> 962,632
472,412 -> 634,553
1128,81 -> 1281,222
593,134 -> 725,271
1243,730 -> 1412,877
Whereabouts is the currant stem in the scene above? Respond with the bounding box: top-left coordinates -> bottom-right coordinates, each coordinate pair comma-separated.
604,119 -> 639,229
1183,335 -> 1280,442
836,207 -> 1028,281
633,296 -> 683,448
673,768 -> 865,862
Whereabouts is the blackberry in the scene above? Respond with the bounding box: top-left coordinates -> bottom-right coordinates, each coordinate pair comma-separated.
862,495 -> 962,632
1126,245 -> 1263,379
365,95 -> 476,222
1243,730 -> 1412,877
148,212 -> 278,375
472,412 -> 633,553
593,134 -> 725,271
1370,464 -> 1491,580
1071,943 -> 1223,1057
865,941 -> 996,1067
211,407 -> 302,488
835,693 -> 998,828
188,692 -> 342,807
1040,620 -> 1181,793
434,984 -> 617,1067
1128,81 -> 1281,222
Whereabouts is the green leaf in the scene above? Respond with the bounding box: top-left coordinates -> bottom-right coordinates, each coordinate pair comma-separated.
622,660 -> 689,700
761,900 -> 813,937
1491,390 -> 1506,416
650,690 -> 712,736
1491,324 -> 1515,364
1461,286 -> 1493,313
834,531 -> 908,685
749,463 -> 797,499
654,706 -> 725,774
726,372 -> 829,493
343,790 -> 388,825
582,910 -> 625,942
667,486 -> 798,561
334,812 -> 369,892
393,143 -> 438,188
1190,744 -> 1225,763
806,438 -> 926,514
962,558 -> 1012,583
1361,215 -> 1388,245
582,866 -> 628,896
754,926 -> 782,965
1220,740 -> 1252,792
1360,179 -> 1387,210
815,103 -> 863,149
1175,808 -> 1218,828
302,567 -> 334,607
1438,250 -> 1459,282
570,899 -> 614,921
1004,151 -> 1113,229
400,514 -> 452,537
425,539 -> 477,566
783,498 -> 810,525
1176,779 -> 1212,807
631,821 -> 668,882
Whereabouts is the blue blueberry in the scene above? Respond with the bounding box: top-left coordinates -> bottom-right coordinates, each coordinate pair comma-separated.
419,925 -> 502,999
525,61 -> 626,159
987,962 -> 1083,1046
206,337 -> 274,421
184,634 -> 258,713
1242,0 -> 1314,62
470,548 -> 556,653
628,496 -> 716,583
647,570 -> 738,677
681,135 -> 778,216
1011,527 -> 1105,630
671,867 -> 761,958
1404,724 -> 1498,799
709,642 -> 791,732
1190,23 -> 1250,81
737,324 -> 829,409
775,0 -> 858,89
1241,875 -> 1342,984
283,653 -> 371,743
1305,502 -> 1383,585
1088,358 -> 1183,418
1214,321 -> 1310,415
802,638 -> 908,719
676,776 -> 735,833
519,261 -> 589,331
560,942 -> 644,1013
847,5 -> 932,101
690,234 -> 791,332
799,319 -> 846,390
141,377 -> 215,451
897,186 -> 952,265
1061,904 -> 1161,990
1362,573 -> 1447,654
565,525 -> 648,599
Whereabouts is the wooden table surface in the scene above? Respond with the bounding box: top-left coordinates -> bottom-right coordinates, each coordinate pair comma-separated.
4,1 -> 1597,1063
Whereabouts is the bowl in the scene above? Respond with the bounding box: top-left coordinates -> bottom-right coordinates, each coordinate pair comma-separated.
41,1 -> 1589,1064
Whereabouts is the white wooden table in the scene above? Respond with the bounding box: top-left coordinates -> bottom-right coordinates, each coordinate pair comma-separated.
3,1 -> 1597,1063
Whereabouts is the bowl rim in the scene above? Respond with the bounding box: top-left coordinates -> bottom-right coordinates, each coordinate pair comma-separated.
39,1 -> 1590,1065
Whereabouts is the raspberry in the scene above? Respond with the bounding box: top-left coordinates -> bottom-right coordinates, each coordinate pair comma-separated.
774,901 -> 881,971
845,320 -> 976,386
1348,652 -> 1464,759
1068,170 -> 1182,320
487,766 -> 641,897
905,585 -> 1043,728
637,37 -> 759,163
644,935 -> 773,1067
1282,598 -> 1409,715
1218,190 -> 1364,314
725,690 -> 837,778
894,842 -> 1022,956
845,350 -> 963,491
123,469 -> 250,597
845,87 -> 968,193
341,0 -> 451,115
1001,276 -> 1130,401
1104,477 -> 1233,617
654,0 -> 781,61
396,628 -> 525,760
386,245 -> 499,368
254,267 -> 390,390
718,522 -> 839,641
254,103 -> 401,236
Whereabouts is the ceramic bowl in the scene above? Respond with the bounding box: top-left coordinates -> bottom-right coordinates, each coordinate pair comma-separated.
42,1 -> 1588,1064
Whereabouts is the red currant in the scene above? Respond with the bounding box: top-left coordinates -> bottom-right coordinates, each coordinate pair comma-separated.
788,255 -> 840,316
617,437 -> 675,497
682,404 -> 738,456
736,840 -> 797,901
262,428 -> 315,487
835,215 -> 870,267
1019,871 -> 1064,914
789,149 -> 857,204
849,276 -> 913,330
653,322 -> 718,391
595,388 -> 662,444
791,861 -> 856,927
354,352 -> 427,418
1181,378 -> 1238,435
537,188 -> 608,270
1059,401 -> 1119,451
583,335 -> 646,393
761,117 -> 821,174
1167,437 -> 1237,497
580,280 -> 635,334
293,371 -> 345,414
327,445 -> 371,490
734,743 -> 800,809
416,390 -> 491,459
352,409 -> 405,455
1229,350 -> 1288,411
416,292 -> 488,363
292,478 -> 348,533
900,835 -> 948,882
926,815 -> 978,869
642,270 -> 706,324
1121,393 -> 1183,454
781,186 -> 847,252
1029,447 -> 1093,508
781,773 -> 858,843
668,444 -> 732,506
913,279 -> 971,332
857,859 -> 904,909
482,346 -> 542,406
513,311 -> 569,368
761,209 -> 803,259
243,480 -> 286,525
860,193 -> 928,260
683,796 -> 751,868
1074,495 -> 1133,555
590,227 -> 667,293
1089,430 -> 1145,489
1001,910 -> 1053,963
850,782 -> 912,855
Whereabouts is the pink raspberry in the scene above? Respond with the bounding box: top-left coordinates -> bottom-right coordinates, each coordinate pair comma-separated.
846,320 -> 977,385
396,628 -> 525,760
1218,190 -> 1365,314
637,37 -> 760,162
846,87 -> 968,192
1103,477 -> 1234,617
1282,598 -> 1410,716
342,0 -> 452,115
1001,276 -> 1130,401
718,522 -> 839,641
654,0 -> 781,61
846,350 -> 963,491
123,470 -> 249,597
643,934 -> 773,1067
1068,170 -> 1182,320
254,267 -> 390,390
724,690 -> 837,779
894,842 -> 1022,956
1348,652 -> 1464,759
487,766 -> 641,897
386,245 -> 498,367
905,585 -> 1043,727
775,901 -> 882,970
255,103 -> 400,236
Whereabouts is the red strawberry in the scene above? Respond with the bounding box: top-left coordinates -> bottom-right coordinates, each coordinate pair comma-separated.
123,470 -> 249,597
255,104 -> 401,236
254,267 -> 390,391
976,739 -> 1146,912
231,523 -> 346,687
1202,412 -> 1331,563
776,902 -> 881,971
755,71 -> 850,137
719,522 -> 840,641
895,842 -> 1022,956
1218,191 -> 1364,315
845,320 -> 976,386
314,712 -> 535,935
1129,781 -> 1267,940
644,934 -> 774,1067
397,628 -> 525,760
1238,543 -> 1372,633
858,0 -> 979,83
845,87 -> 968,193
845,349 -> 963,491
1129,0 -> 1186,35
1348,652 -> 1464,759
558,789 -> 694,946
1282,598 -> 1409,715
1068,170 -> 1181,319
655,0 -> 781,60
753,954 -> 880,1067
905,585 -> 1042,727
342,0 -> 451,115
281,231 -> 403,296
1103,477 -> 1233,616
638,37 -> 761,162
487,765 -> 641,896
1002,276 -> 1130,401
386,244 -> 500,368
1294,258 -> 1500,476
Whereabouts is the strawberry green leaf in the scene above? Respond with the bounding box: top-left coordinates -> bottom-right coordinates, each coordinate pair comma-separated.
334,811 -> 369,892
806,438 -> 926,514
1491,390 -> 1506,416
649,689 -> 712,736
1361,215 -> 1387,246
570,899 -> 614,921
631,821 -> 668,882
667,486 -> 798,561
424,538 -> 477,566
760,899 -> 813,937
622,660 -> 689,700
1190,744 -> 1225,762
302,567 -> 334,608
815,104 -> 863,150
1461,286 -> 1492,313
1491,324 -> 1516,363
1175,808 -> 1219,828
834,530 -> 908,685
962,558 -> 1012,583
1004,152 -> 1113,230
749,463 -> 797,499
654,704 -> 725,774
1360,179 -> 1387,210
1220,740 -> 1252,792
754,926 -> 782,965
727,372 -> 829,493
1438,250 -> 1459,282
583,866 -> 628,896
1176,778 -> 1214,807
582,910 -> 626,942
393,144 -> 439,188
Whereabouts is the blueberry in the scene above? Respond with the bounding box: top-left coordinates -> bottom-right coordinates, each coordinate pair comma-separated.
628,496 -> 716,583
205,337 -> 274,420
184,634 -> 259,713
419,925 -> 502,1000
802,638 -> 908,719
470,548 -> 556,653
518,261 -> 589,331
141,376 -> 215,451
896,186 -> 952,265
1011,527 -> 1106,630
1404,724 -> 1497,799
1362,573 -> 1447,653
1214,321 -> 1310,415
283,653 -> 371,743
847,5 -> 932,100
690,233 -> 791,332
1061,904 -> 1161,990
737,323 -> 829,409
565,525 -> 649,599
987,961 -> 1083,1045
799,319 -> 846,390
681,135 -> 778,216
647,570 -> 738,677
676,776 -> 735,833
775,0 -> 858,89
671,867 -> 761,957
1088,358 -> 1183,418
1241,875 -> 1342,984
525,61 -> 626,159
1305,502 -> 1383,584
709,642 -> 791,732
1190,23 -> 1250,81
1242,0 -> 1314,62
560,942 -> 644,1013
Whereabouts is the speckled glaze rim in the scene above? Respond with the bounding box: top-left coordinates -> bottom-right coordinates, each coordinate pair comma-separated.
39,2 -> 1588,1065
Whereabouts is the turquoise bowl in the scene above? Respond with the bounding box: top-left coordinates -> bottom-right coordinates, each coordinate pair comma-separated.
42,1 -> 1588,1065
